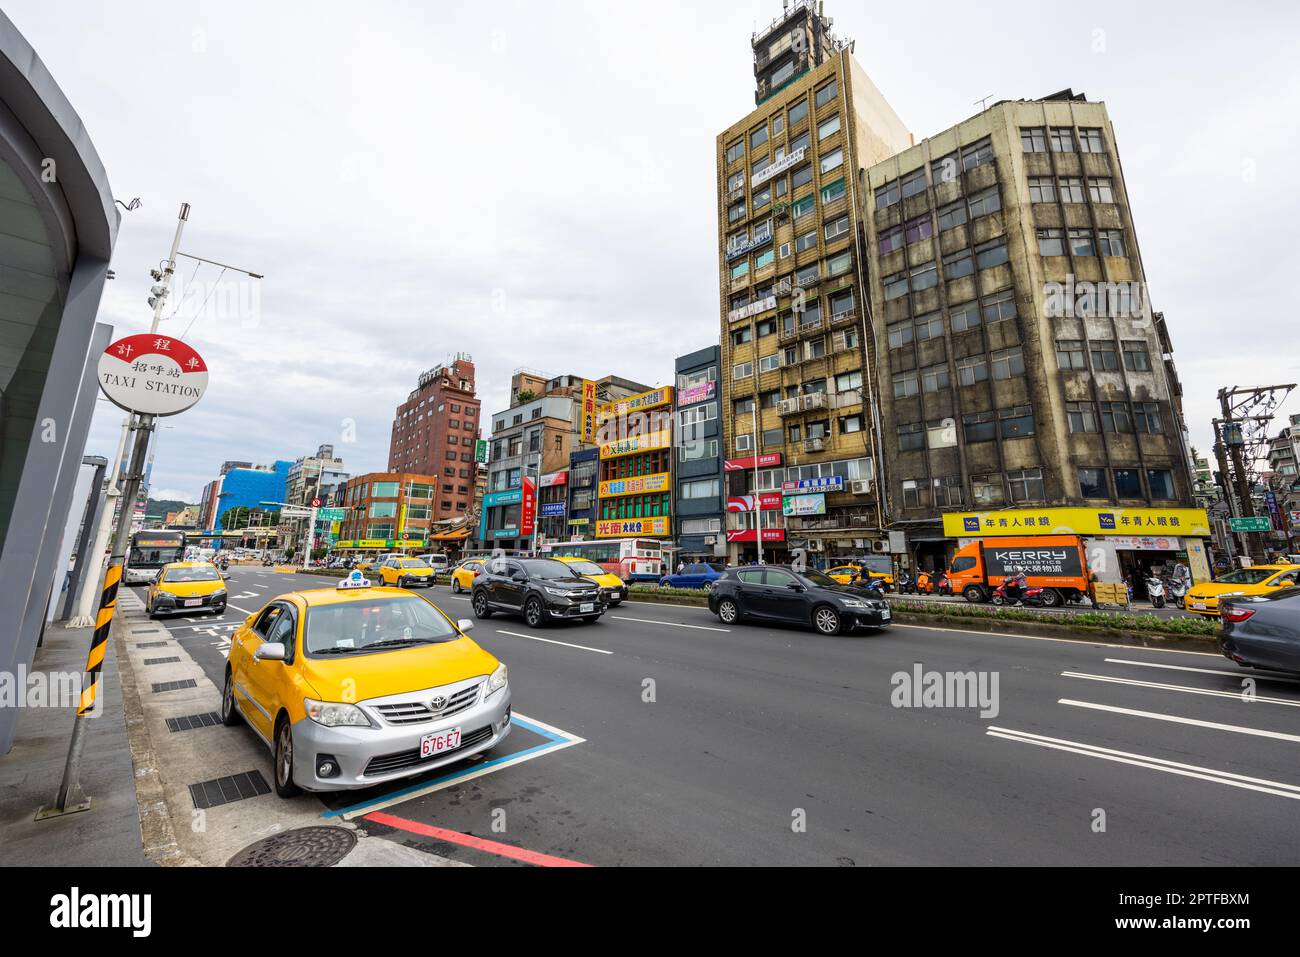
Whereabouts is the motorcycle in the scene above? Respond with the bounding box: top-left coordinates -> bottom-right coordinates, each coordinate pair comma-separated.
895,571 -> 915,595
1166,577 -> 1188,610
934,571 -> 952,597
991,579 -> 1048,607
1146,576 -> 1166,609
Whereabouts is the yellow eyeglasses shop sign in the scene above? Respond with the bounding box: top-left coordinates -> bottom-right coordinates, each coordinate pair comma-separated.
596,517 -> 671,537
599,430 -> 672,459
598,386 -> 673,420
942,506 -> 1212,538
599,471 -> 671,498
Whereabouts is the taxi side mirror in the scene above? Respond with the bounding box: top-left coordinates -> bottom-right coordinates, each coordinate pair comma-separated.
457,618 -> 474,633
254,642 -> 286,662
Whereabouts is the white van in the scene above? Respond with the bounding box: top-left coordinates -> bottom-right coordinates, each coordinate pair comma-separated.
418,553 -> 450,573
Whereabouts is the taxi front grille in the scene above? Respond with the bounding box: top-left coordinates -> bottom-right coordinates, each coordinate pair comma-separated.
373,684 -> 481,725
363,725 -> 493,776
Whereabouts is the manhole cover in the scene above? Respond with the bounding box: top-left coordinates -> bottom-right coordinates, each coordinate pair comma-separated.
227,826 -> 357,867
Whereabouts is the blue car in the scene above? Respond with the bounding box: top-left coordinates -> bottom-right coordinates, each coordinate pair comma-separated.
660,563 -> 725,589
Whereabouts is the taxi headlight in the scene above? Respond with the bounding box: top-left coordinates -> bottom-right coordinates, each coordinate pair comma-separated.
156,590 -> 177,600
304,698 -> 372,728
1221,591 -> 1245,598
484,663 -> 508,698
212,588 -> 227,597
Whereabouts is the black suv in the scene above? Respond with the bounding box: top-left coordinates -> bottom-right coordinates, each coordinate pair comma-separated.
472,557 -> 606,627
707,565 -> 891,635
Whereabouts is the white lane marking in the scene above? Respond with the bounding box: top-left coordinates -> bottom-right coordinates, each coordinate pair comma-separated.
610,615 -> 730,633
1059,698 -> 1300,743
493,629 -> 613,655
447,596 -> 471,602
1102,657 -> 1300,684
227,603 -> 258,616
890,622 -> 1219,657
1061,671 -> 1300,708
987,726 -> 1300,801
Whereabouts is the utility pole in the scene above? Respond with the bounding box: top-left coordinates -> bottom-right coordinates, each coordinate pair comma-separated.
40,203 -> 190,819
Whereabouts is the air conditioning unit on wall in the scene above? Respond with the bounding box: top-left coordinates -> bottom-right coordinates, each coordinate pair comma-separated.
850,479 -> 873,495
870,539 -> 890,553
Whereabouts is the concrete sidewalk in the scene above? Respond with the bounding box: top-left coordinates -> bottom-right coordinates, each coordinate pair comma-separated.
0,617 -> 149,866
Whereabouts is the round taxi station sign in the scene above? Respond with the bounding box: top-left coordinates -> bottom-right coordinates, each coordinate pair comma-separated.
98,333 -> 208,416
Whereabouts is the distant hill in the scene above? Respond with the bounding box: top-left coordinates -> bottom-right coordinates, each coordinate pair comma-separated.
146,498 -> 195,520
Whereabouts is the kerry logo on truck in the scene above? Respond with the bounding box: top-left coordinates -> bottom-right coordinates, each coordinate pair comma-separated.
984,547 -> 1082,578
97,334 -> 208,416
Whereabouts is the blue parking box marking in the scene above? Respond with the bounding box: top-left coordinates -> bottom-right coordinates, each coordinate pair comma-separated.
321,712 -> 584,820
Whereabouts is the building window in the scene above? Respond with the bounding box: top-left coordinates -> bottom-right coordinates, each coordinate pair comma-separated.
956,354 -> 989,386
1098,229 -> 1126,257
1008,468 -> 1045,502
944,251 -> 974,280
817,114 -> 840,140
835,370 -> 862,392
902,479 -> 928,509
726,140 -> 744,164
967,187 -> 1001,218
758,352 -> 781,372
815,80 -> 837,108
1099,401 -> 1133,433
1079,467 -> 1109,499
756,317 -> 777,337
789,99 -> 808,125
879,226 -> 904,254
751,125 -> 768,150
839,414 -> 863,434
1114,468 -> 1142,498
1066,402 -> 1099,433
1079,128 -> 1105,153
1049,128 -> 1075,152
680,478 -> 720,499
1028,177 -> 1056,203
821,179 -> 846,204
897,422 -> 924,451
904,215 -> 932,244
937,202 -> 967,231
910,262 -> 938,291
961,137 -> 993,170
932,475 -> 964,506
824,215 -> 849,242
734,396 -> 754,416
1000,405 -> 1035,438
1122,340 -> 1151,371
914,313 -> 943,341
1090,341 -> 1119,371
761,427 -> 782,447
884,272 -> 908,300
1068,228 -> 1095,256
1037,228 -> 1065,256
875,180 -> 900,208
819,147 -> 843,175
950,301 -> 981,332
900,169 -> 926,200
887,320 -> 912,349
1089,178 -> 1116,203
927,419 -> 957,449
921,363 -> 950,393
991,347 -> 1025,380
972,474 -> 1004,505
733,361 -> 753,379
1058,177 -> 1086,203
975,239 -> 1009,269
893,371 -> 919,398
1056,340 -> 1087,370
1134,401 -> 1163,433
1147,469 -> 1175,499
732,326 -> 753,346
983,289 -> 1017,323
795,229 -> 817,253
1020,127 -> 1047,153
963,412 -> 996,443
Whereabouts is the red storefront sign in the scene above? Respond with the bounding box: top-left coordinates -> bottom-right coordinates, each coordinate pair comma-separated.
726,493 -> 782,512
726,528 -> 786,543
724,453 -> 783,472
521,476 -> 536,536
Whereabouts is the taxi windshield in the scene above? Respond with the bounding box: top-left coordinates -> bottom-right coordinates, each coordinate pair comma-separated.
567,560 -> 606,576
1213,568 -> 1278,585
163,566 -> 220,583
304,596 -> 458,655
399,559 -> 426,568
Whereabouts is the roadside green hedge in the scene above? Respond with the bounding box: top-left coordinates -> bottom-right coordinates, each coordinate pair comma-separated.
886,599 -> 1220,637
628,583 -> 713,600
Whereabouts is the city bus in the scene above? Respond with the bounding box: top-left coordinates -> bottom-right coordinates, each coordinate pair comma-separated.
541,539 -> 664,583
124,530 -> 188,585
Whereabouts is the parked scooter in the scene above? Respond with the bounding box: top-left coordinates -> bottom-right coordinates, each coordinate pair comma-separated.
934,571 -> 952,597
895,570 -> 915,595
990,579 -> 1049,607
1146,576 -> 1167,609
1166,576 -> 1187,610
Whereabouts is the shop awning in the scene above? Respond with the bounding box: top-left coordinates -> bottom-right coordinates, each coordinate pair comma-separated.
430,528 -> 470,541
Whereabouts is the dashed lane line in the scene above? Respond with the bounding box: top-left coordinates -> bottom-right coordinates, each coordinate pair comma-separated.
493,629 -> 613,655
1061,671 -> 1300,708
609,615 -> 730,633
1058,698 -> 1300,743
1102,657 -> 1300,684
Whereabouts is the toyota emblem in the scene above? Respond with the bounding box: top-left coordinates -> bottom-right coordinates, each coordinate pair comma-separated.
429,695 -> 448,711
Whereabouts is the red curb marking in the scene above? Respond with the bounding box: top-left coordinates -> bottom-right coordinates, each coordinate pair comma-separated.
365,811 -> 593,867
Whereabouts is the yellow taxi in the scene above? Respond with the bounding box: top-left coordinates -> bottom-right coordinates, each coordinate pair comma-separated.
450,558 -> 486,594
1184,564 -> 1300,617
146,561 -> 227,618
375,556 -> 435,588
826,564 -> 894,588
553,555 -> 628,605
221,570 -> 511,797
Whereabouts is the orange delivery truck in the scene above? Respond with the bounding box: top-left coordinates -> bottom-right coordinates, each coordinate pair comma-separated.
946,535 -> 1091,608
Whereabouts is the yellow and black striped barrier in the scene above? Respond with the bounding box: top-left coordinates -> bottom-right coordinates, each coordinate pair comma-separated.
78,560 -> 121,717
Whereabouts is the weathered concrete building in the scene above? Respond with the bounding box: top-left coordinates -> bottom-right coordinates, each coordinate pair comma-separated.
863,91 -> 1196,567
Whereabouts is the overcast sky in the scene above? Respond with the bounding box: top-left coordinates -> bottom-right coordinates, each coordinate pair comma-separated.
10,0 -> 1300,502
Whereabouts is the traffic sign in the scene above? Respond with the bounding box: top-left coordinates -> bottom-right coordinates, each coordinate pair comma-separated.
98,334 -> 208,416
310,497 -> 322,508
1229,516 -> 1272,532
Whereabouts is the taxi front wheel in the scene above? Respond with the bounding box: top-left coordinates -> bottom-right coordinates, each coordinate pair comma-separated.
220,669 -> 241,727
273,716 -> 302,798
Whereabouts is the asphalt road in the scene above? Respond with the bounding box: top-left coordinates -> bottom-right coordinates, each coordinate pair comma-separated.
138,564 -> 1300,866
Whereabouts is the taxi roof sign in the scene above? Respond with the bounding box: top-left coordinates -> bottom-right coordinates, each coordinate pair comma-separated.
337,570 -> 371,590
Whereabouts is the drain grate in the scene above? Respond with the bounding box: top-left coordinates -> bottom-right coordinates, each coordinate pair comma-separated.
152,678 -> 197,693
137,640 -> 170,648
144,656 -> 181,665
227,826 -> 357,867
166,711 -> 222,732
189,770 -> 271,809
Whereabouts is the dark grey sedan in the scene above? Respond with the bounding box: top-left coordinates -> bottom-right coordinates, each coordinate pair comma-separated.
1218,586 -> 1300,674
